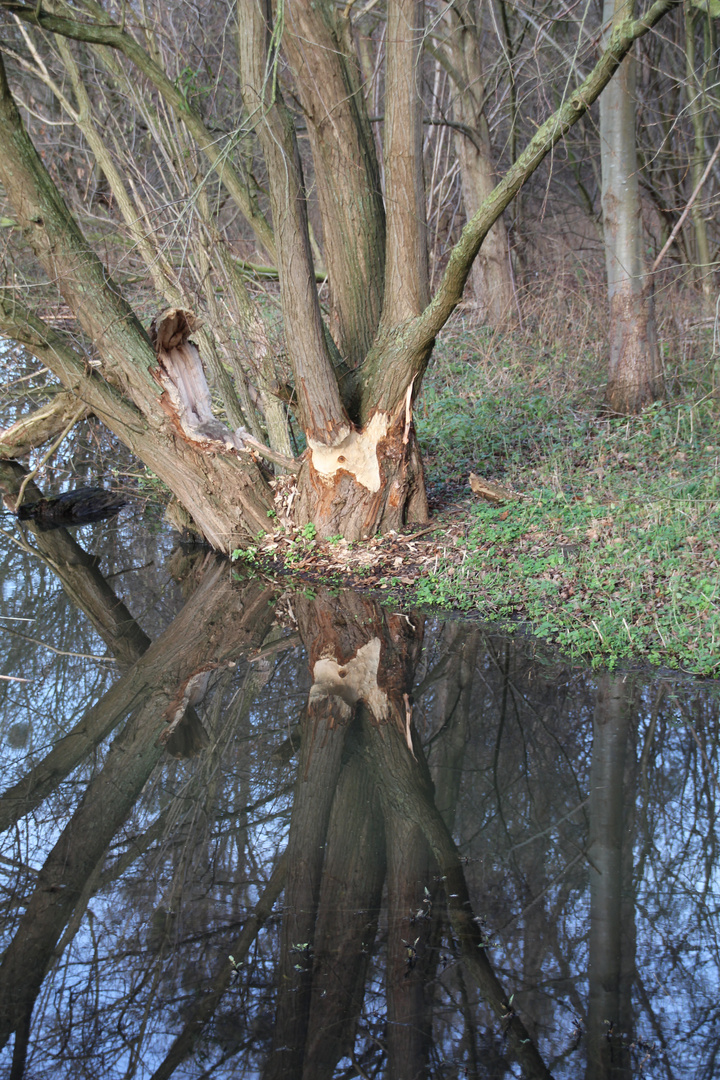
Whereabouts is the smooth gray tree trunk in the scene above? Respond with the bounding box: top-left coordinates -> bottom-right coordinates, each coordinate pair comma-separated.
600,0 -> 663,414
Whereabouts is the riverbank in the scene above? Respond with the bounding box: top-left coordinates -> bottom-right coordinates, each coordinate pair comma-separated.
234,315 -> 720,676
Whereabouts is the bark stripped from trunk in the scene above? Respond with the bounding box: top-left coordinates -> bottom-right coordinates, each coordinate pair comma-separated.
151,309 -> 240,449
297,408 -> 428,540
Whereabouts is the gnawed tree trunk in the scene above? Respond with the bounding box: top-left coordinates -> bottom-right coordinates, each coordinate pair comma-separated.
600,0 -> 663,414
0,0 -> 678,546
264,588 -> 423,1078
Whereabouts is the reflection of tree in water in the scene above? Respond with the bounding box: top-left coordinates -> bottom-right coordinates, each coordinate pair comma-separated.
0,483 -> 719,1078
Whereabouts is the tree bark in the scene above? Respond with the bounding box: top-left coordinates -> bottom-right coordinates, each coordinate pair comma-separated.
237,0 -> 349,446
442,0 -> 516,325
600,0 -> 663,414
382,0 -> 430,326
685,6 -> 714,308
0,392 -> 91,459
281,0 -> 386,368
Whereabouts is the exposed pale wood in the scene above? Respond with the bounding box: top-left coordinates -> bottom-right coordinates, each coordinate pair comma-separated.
469,473 -> 515,503
296,414 -> 428,540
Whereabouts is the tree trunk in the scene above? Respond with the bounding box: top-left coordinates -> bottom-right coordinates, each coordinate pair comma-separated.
0,0 -> 679,545
685,6 -> 715,308
586,675 -> 635,1080
600,0 -> 663,414
443,0 -> 516,325
296,412 -> 428,538
281,0 -> 386,367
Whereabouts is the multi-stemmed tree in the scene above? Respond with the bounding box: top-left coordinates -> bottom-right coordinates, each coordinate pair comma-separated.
0,0 -> 678,552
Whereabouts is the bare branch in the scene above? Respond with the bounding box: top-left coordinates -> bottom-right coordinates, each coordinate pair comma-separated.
1,0 -> 276,259
417,0 -> 681,344
0,390 -> 90,458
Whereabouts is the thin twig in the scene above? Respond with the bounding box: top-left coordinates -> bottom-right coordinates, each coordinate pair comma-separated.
4,627 -> 116,663
651,136 -> 720,274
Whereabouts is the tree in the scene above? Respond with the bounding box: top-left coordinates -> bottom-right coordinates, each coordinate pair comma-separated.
600,0 -> 663,414
434,0 -> 516,325
0,0 -> 678,551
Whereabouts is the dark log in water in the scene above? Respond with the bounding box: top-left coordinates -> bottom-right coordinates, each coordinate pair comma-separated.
16,486 -> 127,530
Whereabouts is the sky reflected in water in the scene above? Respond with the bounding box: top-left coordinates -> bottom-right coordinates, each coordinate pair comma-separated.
0,469 -> 719,1080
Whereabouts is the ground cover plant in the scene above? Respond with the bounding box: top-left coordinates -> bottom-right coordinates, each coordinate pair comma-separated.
225,291 -> 720,677
409,302 -> 720,675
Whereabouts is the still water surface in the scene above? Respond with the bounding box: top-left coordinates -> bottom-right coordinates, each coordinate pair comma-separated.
0,492 -> 718,1079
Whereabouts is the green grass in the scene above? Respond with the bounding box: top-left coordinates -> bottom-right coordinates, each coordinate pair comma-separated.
406,320 -> 720,676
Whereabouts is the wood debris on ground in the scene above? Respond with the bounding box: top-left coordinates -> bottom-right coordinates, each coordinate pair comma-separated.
468,473 -> 516,503
234,486 -> 471,590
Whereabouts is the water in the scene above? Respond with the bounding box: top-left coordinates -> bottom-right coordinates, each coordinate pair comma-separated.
0,476 -> 719,1079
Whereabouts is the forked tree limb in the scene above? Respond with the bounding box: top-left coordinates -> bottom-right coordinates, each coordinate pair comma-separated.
0,294 -> 147,434
0,51 -> 162,413
13,402 -> 86,510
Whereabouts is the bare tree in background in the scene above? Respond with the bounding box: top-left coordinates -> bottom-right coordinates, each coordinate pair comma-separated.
601,0 -> 663,413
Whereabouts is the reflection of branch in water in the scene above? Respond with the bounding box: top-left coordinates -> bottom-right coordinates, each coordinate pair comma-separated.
360,707 -> 554,1080
150,851 -> 287,1080
2,625 -> 117,663
0,568 -> 277,1052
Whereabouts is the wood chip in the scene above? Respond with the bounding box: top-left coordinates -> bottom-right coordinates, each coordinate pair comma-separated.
468,473 -> 515,503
